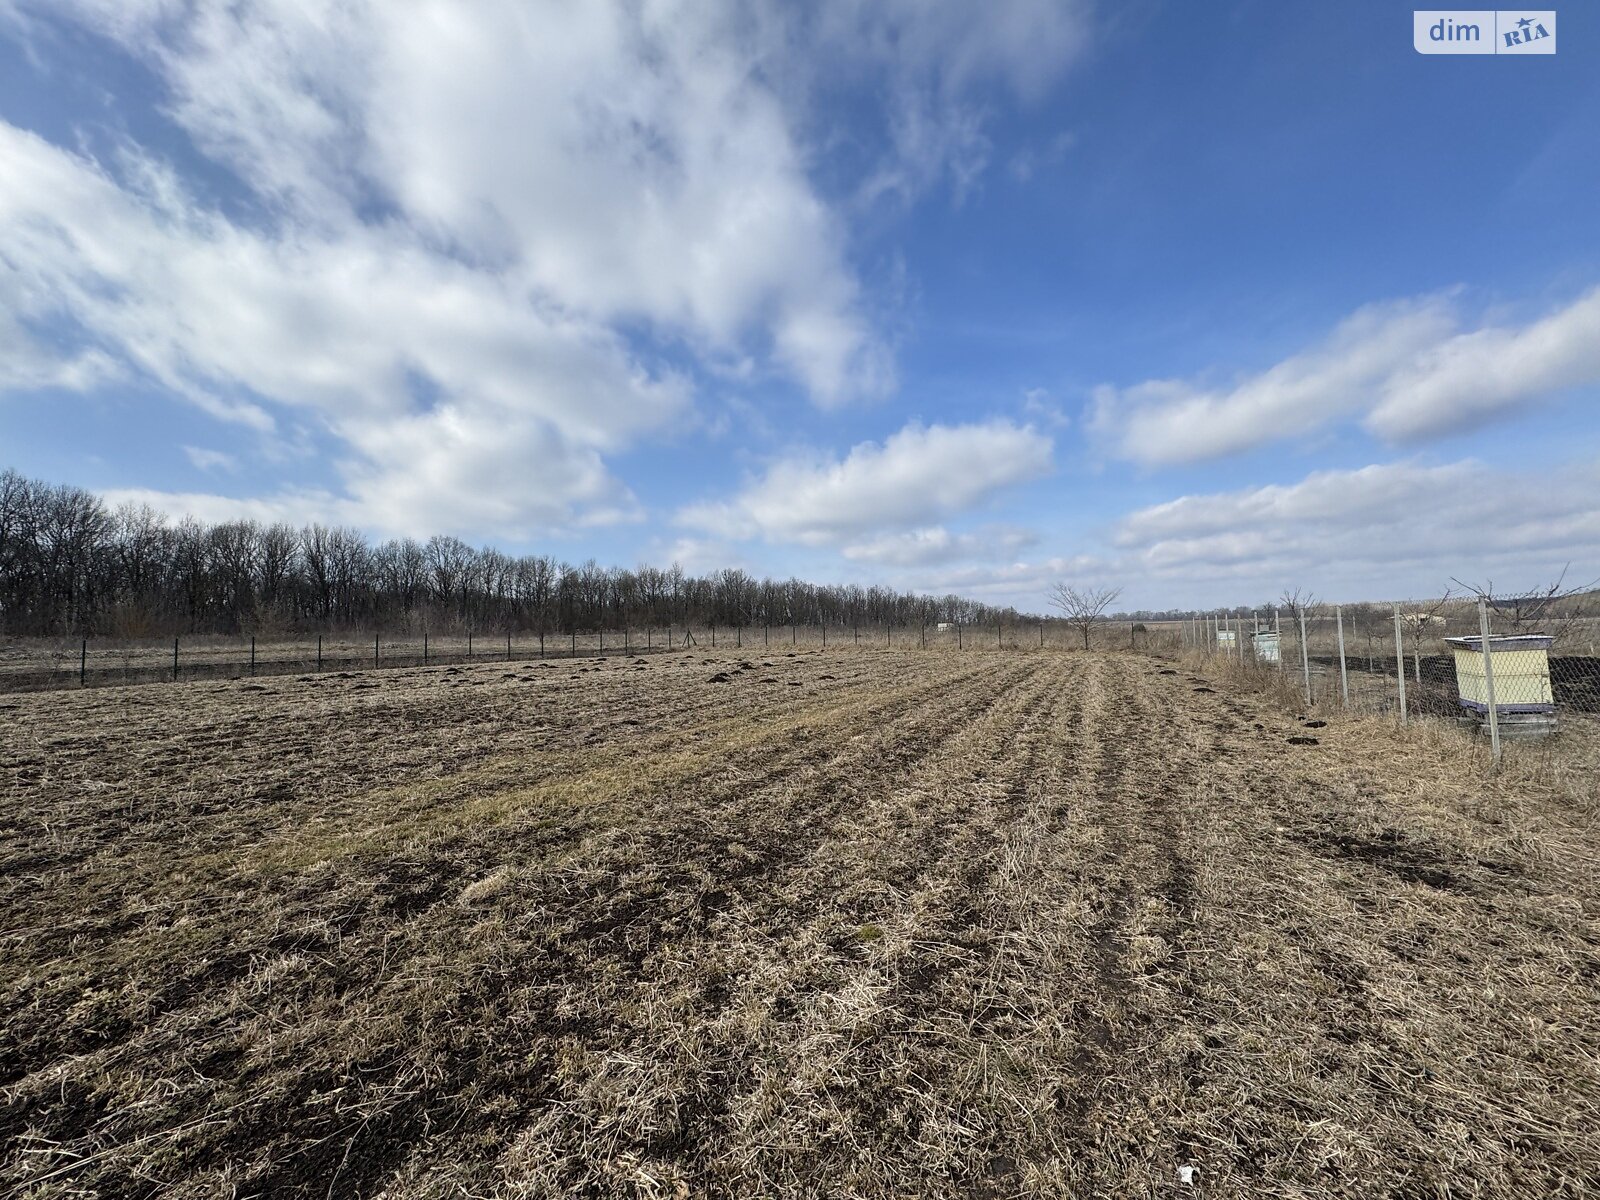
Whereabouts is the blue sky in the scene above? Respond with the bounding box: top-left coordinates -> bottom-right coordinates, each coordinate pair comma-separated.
1,1 -> 1597,612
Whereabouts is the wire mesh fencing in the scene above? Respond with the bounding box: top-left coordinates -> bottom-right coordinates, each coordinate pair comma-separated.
1179,588 -> 1600,761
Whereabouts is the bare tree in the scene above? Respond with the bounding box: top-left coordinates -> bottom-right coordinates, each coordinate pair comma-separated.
1048,583 -> 1123,650
1451,567 -> 1598,649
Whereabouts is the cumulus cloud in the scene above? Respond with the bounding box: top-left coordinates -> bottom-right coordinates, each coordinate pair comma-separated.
1092,289 -> 1600,465
0,122 -> 681,535
678,420 -> 1054,544
1113,459 -> 1600,597
0,0 -> 1097,540
1368,289 -> 1600,441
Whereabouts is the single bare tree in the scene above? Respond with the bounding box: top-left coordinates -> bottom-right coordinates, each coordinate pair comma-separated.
1048,583 -> 1123,650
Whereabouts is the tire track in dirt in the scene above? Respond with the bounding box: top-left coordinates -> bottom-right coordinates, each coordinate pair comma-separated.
481,659 -> 1075,1198
1046,655 -> 1216,1195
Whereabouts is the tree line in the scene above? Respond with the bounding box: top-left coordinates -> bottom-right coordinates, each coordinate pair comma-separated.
0,468 -> 1036,638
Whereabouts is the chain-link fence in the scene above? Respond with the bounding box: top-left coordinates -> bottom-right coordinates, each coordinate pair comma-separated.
1180,589 -> 1599,761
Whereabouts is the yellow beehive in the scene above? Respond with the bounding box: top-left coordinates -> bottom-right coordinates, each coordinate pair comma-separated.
1443,634 -> 1554,713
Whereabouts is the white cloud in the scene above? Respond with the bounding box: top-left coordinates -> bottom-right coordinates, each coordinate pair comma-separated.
4,0 -> 958,410
1,0 -> 1100,541
0,122 -> 682,536
841,524 -> 1038,566
819,1 -> 1091,206
97,486 -> 358,530
182,445 -> 237,473
0,310 -> 119,392
678,419 -> 1053,544
1021,386 -> 1072,428
1092,289 -> 1600,465
1368,288 -> 1600,441
1090,298 -> 1456,465
1112,459 -> 1600,599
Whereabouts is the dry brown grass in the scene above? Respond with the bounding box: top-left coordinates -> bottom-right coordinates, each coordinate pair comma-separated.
2,648 -> 1597,1197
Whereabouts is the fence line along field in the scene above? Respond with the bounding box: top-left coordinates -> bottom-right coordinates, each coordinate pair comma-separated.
3,647 -> 1598,1196
0,622 -> 1095,692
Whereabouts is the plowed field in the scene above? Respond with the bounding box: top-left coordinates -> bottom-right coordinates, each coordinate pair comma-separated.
3,650 -> 1597,1197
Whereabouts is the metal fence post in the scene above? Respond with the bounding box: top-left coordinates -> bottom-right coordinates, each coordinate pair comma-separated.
1393,605 -> 1408,725
1478,597 -> 1502,766
957,622 -> 963,650
251,635 -> 256,676
1335,606 -> 1349,709
80,637 -> 87,687
468,629 -> 473,658
1298,609 -> 1312,707
173,637 -> 179,681
507,630 -> 512,661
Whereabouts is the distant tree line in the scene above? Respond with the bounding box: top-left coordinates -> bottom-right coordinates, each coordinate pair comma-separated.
0,468 -> 1035,638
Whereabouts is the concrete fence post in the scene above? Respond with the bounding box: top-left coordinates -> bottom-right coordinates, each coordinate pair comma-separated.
1298,609 -> 1312,707
1478,597 -> 1502,766
1335,605 -> 1349,709
1393,604 -> 1408,725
